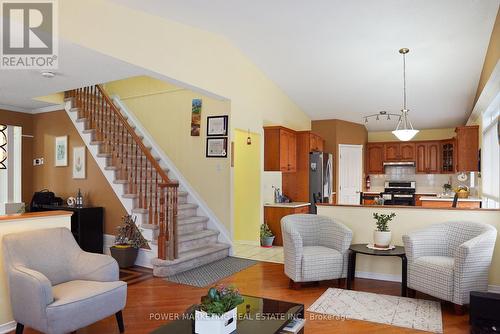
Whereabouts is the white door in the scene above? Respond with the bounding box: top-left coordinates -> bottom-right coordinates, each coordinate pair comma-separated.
338,144 -> 363,205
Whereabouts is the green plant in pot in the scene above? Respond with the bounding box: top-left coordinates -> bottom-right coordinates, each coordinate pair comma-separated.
260,223 -> 275,248
195,284 -> 244,334
110,215 -> 149,268
373,212 -> 396,248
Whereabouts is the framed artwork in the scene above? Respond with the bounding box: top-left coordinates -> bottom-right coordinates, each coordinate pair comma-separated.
207,115 -> 228,136
206,137 -> 228,158
191,98 -> 202,136
73,146 -> 86,179
55,136 -> 68,166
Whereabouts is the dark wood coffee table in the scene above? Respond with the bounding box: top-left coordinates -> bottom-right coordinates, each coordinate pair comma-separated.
346,243 -> 407,297
150,295 -> 304,333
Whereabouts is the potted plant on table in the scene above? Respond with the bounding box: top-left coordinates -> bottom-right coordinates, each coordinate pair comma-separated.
260,223 -> 275,248
373,212 -> 396,248
110,215 -> 149,268
195,284 -> 244,334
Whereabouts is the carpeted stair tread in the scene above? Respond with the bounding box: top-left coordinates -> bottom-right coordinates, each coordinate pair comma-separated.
152,243 -> 230,266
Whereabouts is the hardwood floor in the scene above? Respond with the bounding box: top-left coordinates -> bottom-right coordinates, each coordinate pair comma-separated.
14,261 -> 469,333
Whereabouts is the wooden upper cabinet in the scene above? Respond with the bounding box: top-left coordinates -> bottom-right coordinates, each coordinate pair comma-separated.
264,126 -> 297,173
309,133 -> 324,152
366,143 -> 384,174
384,143 -> 400,161
400,143 -> 416,161
455,126 -> 479,172
440,139 -> 455,173
415,141 -> 440,174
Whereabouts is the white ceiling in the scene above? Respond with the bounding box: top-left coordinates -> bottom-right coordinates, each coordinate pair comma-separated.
0,40 -> 147,111
111,0 -> 499,131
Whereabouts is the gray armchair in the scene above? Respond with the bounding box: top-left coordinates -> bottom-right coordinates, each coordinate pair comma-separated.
3,227 -> 127,334
281,214 -> 353,286
403,221 -> 497,311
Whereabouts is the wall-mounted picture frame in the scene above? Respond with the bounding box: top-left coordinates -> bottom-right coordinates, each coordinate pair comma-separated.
206,137 -> 228,158
55,136 -> 68,167
73,146 -> 86,179
191,98 -> 202,136
207,115 -> 228,136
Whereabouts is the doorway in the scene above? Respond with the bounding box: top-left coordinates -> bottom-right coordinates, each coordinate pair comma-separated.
338,144 -> 363,205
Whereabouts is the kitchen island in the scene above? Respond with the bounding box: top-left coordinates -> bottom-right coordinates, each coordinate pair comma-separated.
420,196 -> 481,209
264,202 -> 310,246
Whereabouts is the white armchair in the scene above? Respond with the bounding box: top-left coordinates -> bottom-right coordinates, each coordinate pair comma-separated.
3,227 -> 127,334
281,214 -> 353,286
402,221 -> 497,311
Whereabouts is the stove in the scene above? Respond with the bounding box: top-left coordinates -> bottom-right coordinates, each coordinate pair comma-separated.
381,181 -> 416,206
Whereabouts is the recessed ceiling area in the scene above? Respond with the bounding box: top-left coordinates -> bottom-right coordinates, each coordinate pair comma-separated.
0,40 -> 147,111
110,0 -> 499,131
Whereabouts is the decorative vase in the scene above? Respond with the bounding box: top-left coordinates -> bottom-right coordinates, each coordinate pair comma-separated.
194,307 -> 237,334
261,236 -> 275,248
373,230 -> 392,248
110,245 -> 139,268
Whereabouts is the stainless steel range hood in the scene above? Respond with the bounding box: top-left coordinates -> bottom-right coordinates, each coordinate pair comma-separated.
383,161 -> 416,167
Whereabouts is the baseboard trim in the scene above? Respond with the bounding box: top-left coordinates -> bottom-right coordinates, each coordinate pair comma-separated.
104,234 -> 153,269
0,321 -> 16,334
488,285 -> 500,293
234,240 -> 260,246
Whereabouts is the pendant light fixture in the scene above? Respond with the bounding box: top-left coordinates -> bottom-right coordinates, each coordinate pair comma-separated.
364,48 -> 419,141
0,124 -> 7,169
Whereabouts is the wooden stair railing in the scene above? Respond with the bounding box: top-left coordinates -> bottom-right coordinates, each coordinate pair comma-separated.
65,85 -> 179,261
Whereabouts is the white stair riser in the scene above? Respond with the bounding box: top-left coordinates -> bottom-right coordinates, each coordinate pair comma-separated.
178,208 -> 197,219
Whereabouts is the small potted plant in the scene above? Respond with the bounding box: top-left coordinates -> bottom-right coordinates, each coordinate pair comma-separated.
373,212 -> 396,248
195,284 -> 244,334
260,223 -> 275,248
110,215 -> 149,268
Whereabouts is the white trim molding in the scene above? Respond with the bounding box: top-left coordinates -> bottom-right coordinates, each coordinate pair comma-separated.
0,321 -> 16,334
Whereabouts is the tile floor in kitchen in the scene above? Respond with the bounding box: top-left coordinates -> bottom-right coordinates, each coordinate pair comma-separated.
233,241 -> 284,263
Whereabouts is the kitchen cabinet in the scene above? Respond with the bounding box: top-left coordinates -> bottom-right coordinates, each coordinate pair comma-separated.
416,141 -> 440,174
366,143 -> 384,174
309,133 -> 324,152
421,199 -> 481,209
384,143 -> 400,161
415,194 -> 437,206
400,143 -> 416,161
264,126 -> 297,172
440,139 -> 456,173
455,126 -> 479,172
264,204 -> 310,246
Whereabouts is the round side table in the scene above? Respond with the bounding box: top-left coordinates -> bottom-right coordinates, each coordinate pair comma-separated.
346,244 -> 407,297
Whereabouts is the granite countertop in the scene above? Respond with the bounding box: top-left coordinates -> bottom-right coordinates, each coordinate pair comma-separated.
264,202 -> 311,208
420,196 -> 482,202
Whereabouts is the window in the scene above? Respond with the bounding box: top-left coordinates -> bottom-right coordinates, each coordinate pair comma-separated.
0,125 -> 22,215
482,93 -> 500,209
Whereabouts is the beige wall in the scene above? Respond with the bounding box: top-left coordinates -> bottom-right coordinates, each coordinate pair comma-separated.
0,212 -> 72,326
312,119 -> 368,193
0,109 -> 34,205
31,111 -> 127,235
475,8 -> 500,104
368,128 -> 456,142
104,76 -> 232,232
318,205 -> 500,285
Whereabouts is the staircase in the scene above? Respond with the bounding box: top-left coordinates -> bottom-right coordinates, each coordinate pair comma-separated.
64,85 -> 230,276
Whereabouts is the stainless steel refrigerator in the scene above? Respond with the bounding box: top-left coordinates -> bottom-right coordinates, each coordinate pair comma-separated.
309,151 -> 334,213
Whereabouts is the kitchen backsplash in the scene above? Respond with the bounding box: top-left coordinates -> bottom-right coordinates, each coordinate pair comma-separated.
368,166 -> 478,195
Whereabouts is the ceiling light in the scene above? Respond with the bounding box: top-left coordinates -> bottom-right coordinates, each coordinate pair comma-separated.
41,71 -> 55,78
363,48 -> 419,141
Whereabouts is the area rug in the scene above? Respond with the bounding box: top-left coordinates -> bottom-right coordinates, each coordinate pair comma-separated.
308,288 -> 443,333
165,257 -> 257,287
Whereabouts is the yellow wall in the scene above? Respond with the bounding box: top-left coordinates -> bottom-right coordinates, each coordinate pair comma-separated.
0,213 -> 71,326
59,0 -> 311,134
368,128 -> 456,142
33,92 -> 65,105
104,76 -> 232,232
234,130 -> 261,243
318,205 -> 500,285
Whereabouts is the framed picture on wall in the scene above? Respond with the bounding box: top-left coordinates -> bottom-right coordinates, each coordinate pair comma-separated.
206,137 -> 228,158
207,115 -> 228,136
73,146 -> 86,179
55,136 -> 68,167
